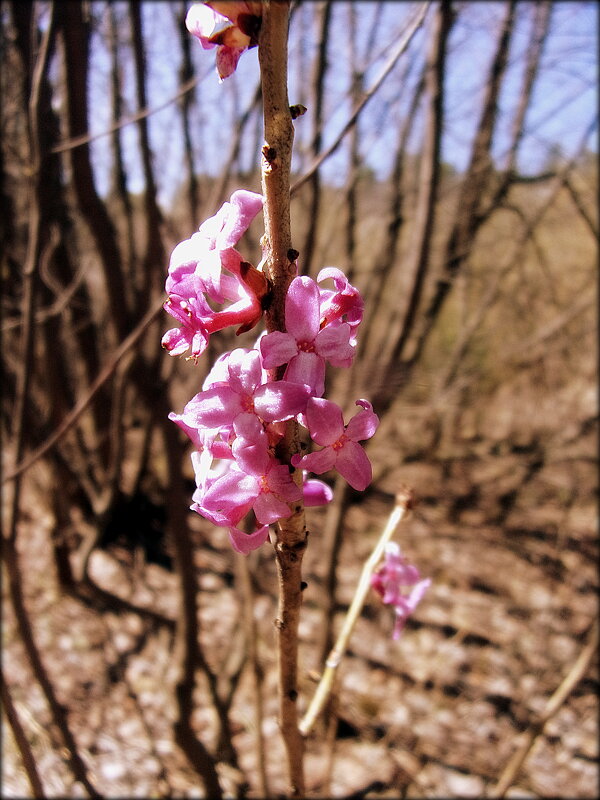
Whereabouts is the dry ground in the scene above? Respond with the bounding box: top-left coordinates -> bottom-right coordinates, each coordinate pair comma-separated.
2,404 -> 598,799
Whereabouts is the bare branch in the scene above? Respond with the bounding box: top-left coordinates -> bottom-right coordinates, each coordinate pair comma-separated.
291,2 -> 431,197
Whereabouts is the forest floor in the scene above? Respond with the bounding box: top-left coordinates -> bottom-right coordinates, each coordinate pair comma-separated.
2,409 -> 598,799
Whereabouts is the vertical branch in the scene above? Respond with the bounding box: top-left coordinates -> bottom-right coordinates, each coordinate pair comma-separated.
162,410 -> 224,800
108,4 -> 137,281
342,1 -> 359,277
373,0 -> 453,412
176,0 -> 201,228
236,551 -> 270,798
259,2 -> 306,796
301,0 -> 332,277
129,1 -> 166,309
0,668 -> 46,799
405,0 -> 517,374
354,63 -> 425,391
56,1 -> 130,342
2,11 -> 100,790
300,489 -> 414,736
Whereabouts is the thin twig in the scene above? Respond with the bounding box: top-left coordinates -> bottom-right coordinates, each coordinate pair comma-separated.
2,293 -> 166,485
300,488 -> 414,737
50,73 -> 204,154
236,549 -> 270,798
0,668 -> 47,799
290,2 -> 431,197
489,620 -> 599,798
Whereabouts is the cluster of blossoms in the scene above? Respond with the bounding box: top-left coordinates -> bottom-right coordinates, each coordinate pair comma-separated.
166,1 -> 430,636
371,543 -> 431,640
163,190 -> 379,555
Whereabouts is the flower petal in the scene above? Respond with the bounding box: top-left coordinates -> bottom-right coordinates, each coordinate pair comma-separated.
305,397 -> 344,446
253,492 -> 292,524
345,400 -> 379,442
253,381 -> 310,423
302,478 -> 333,506
217,190 -> 263,250
186,3 -> 225,48
314,322 -> 354,365
285,276 -> 320,341
292,447 -> 337,476
334,439 -> 372,491
229,524 -> 270,554
226,348 -> 261,395
161,327 -> 195,357
202,469 -> 258,512
260,331 -> 298,369
284,352 -> 326,397
182,385 -> 242,429
215,45 -> 244,80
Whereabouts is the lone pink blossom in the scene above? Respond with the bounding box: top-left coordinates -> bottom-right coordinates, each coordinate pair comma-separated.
291,398 -> 379,491
371,542 -> 431,640
260,276 -> 356,396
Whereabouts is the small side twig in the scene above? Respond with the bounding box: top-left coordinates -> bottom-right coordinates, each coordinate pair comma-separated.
0,668 -> 46,799
489,619 -> 599,798
236,549 -> 270,798
300,488 -> 414,737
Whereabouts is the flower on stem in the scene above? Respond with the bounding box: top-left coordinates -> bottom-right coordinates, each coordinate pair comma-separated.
162,191 -> 268,361
191,414 -> 302,544
186,1 -> 262,81
371,542 -> 431,640
317,267 -> 364,340
292,398 -> 379,491
181,348 -> 311,430
260,276 -> 356,396
302,474 -> 333,507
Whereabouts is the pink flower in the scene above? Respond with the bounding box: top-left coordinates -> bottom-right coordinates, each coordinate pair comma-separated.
192,415 -> 302,528
181,348 -> 311,430
317,267 -> 364,335
186,2 -> 262,81
226,472 -> 333,555
260,276 -> 356,396
168,410 -> 233,459
162,191 -> 268,360
371,542 -> 431,640
228,524 -> 270,555
291,398 -> 379,491
161,291 -> 212,359
302,474 -> 333,507
166,190 -> 263,299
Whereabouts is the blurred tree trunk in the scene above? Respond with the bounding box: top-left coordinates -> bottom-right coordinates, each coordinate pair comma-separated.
109,3 -> 138,281
353,63 -> 425,391
129,2 -> 166,311
343,0 -> 384,280
403,0 -> 517,379
302,0 -> 331,277
176,0 -> 201,229
371,0 -> 454,413
56,1 -> 131,341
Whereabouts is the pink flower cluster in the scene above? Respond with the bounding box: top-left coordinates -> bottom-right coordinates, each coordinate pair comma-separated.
163,190 -> 379,554
371,543 -> 431,640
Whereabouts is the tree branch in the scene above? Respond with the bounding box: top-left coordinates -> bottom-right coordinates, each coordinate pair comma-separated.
259,3 -> 306,795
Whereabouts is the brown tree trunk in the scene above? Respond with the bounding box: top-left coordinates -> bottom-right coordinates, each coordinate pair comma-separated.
372,0 -> 454,413
301,0 -> 332,277
56,2 -> 131,342
405,0 -> 517,376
